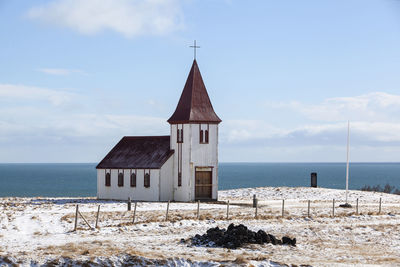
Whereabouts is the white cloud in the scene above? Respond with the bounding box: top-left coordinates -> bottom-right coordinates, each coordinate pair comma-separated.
36,68 -> 87,76
1,83 -> 399,162
27,0 -> 184,38
222,120 -> 289,142
0,84 -> 75,106
222,120 -> 400,146
51,113 -> 167,138
0,83 -> 168,143
267,92 -> 400,122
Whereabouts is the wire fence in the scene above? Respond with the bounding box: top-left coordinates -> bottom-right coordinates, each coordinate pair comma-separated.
71,196 -> 396,231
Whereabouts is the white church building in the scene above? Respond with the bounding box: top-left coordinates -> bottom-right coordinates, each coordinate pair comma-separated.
96,60 -> 222,201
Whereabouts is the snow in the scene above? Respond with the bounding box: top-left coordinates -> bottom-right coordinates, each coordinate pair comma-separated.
1,187 -> 400,266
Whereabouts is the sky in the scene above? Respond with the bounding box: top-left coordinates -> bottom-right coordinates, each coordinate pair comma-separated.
0,0 -> 400,163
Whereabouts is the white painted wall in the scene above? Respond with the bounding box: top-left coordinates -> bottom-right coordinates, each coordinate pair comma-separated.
159,155 -> 174,201
190,123 -> 219,200
97,168 -> 160,201
170,124 -> 192,201
170,123 -> 219,201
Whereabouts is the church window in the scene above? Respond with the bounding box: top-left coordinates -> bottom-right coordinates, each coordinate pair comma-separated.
105,172 -> 111,187
118,171 -> 124,187
144,172 -> 150,188
177,127 -> 183,143
178,172 -> 182,186
130,170 -> 136,187
199,130 -> 204,143
199,125 -> 209,144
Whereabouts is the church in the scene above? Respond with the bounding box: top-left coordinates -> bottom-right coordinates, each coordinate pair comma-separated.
96,59 -> 221,201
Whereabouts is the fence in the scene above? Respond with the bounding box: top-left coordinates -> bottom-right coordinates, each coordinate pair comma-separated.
72,197 -> 388,231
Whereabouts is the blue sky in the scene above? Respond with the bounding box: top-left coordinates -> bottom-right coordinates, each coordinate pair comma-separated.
1,0 -> 400,162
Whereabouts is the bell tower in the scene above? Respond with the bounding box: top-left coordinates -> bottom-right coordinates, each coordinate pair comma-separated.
168,60 -> 221,201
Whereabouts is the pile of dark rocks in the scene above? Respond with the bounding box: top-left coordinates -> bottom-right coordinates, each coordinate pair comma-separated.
191,223 -> 296,249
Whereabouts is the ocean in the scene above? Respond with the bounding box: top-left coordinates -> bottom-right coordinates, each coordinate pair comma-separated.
0,163 -> 399,197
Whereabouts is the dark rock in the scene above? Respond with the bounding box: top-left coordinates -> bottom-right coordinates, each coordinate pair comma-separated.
190,224 -> 296,249
282,236 -> 296,246
268,234 -> 277,245
282,236 -> 291,245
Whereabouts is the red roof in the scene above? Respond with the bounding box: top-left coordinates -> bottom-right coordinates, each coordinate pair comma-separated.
167,60 -> 222,124
96,136 -> 174,169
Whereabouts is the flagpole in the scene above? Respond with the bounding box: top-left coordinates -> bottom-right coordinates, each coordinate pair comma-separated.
345,120 -> 350,204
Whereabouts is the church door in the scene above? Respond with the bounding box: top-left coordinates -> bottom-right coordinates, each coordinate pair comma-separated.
195,169 -> 212,200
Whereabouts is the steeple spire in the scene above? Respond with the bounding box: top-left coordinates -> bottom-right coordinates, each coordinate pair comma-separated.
168,60 -> 221,124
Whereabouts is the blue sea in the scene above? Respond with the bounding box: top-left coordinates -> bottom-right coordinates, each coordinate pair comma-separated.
0,163 -> 399,197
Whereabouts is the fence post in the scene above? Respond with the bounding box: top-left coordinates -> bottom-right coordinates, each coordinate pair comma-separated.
197,200 -> 200,219
128,197 -> 131,211
282,199 -> 285,217
356,198 -> 359,215
166,200 -> 170,221
379,198 -> 382,214
95,205 -> 100,228
255,199 -> 258,218
307,200 -> 310,217
332,199 -> 335,217
132,201 -> 137,223
74,205 -> 79,231
78,210 -> 93,229
226,200 -> 230,220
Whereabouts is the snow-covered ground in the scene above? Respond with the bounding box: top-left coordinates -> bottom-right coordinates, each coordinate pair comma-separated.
1,187 -> 400,266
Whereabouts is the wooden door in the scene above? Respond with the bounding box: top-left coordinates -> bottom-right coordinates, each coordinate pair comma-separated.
195,171 -> 212,199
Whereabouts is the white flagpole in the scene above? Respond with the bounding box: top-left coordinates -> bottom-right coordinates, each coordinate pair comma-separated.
345,121 -> 350,204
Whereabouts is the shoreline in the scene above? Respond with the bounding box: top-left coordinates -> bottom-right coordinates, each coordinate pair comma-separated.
1,185 -> 398,201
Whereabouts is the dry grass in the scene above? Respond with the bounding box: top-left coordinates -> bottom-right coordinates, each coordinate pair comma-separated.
233,255 -> 249,264
89,206 -> 400,229
37,240 -> 166,260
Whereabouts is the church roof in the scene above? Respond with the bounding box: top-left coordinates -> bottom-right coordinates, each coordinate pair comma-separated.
96,136 -> 174,169
167,60 -> 222,124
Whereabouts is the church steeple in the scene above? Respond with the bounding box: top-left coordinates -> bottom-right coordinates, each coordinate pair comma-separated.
167,60 -> 222,124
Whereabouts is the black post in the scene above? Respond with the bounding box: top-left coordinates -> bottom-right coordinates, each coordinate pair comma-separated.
253,194 -> 258,208
311,172 -> 317,187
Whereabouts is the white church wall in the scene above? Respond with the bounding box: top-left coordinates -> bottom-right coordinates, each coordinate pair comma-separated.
190,124 -> 219,200
170,124 -> 193,201
97,169 -> 160,201
170,123 -> 219,201
97,169 -> 103,199
159,155 -> 174,201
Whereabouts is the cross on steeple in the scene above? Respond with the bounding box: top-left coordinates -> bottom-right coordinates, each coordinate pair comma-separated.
190,40 -> 200,60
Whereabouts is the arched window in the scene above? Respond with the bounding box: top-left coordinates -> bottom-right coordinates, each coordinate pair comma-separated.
105,172 -> 111,187
118,172 -> 124,187
177,127 -> 183,143
199,125 -> 209,144
130,171 -> 136,187
144,172 -> 150,188
199,130 -> 204,143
